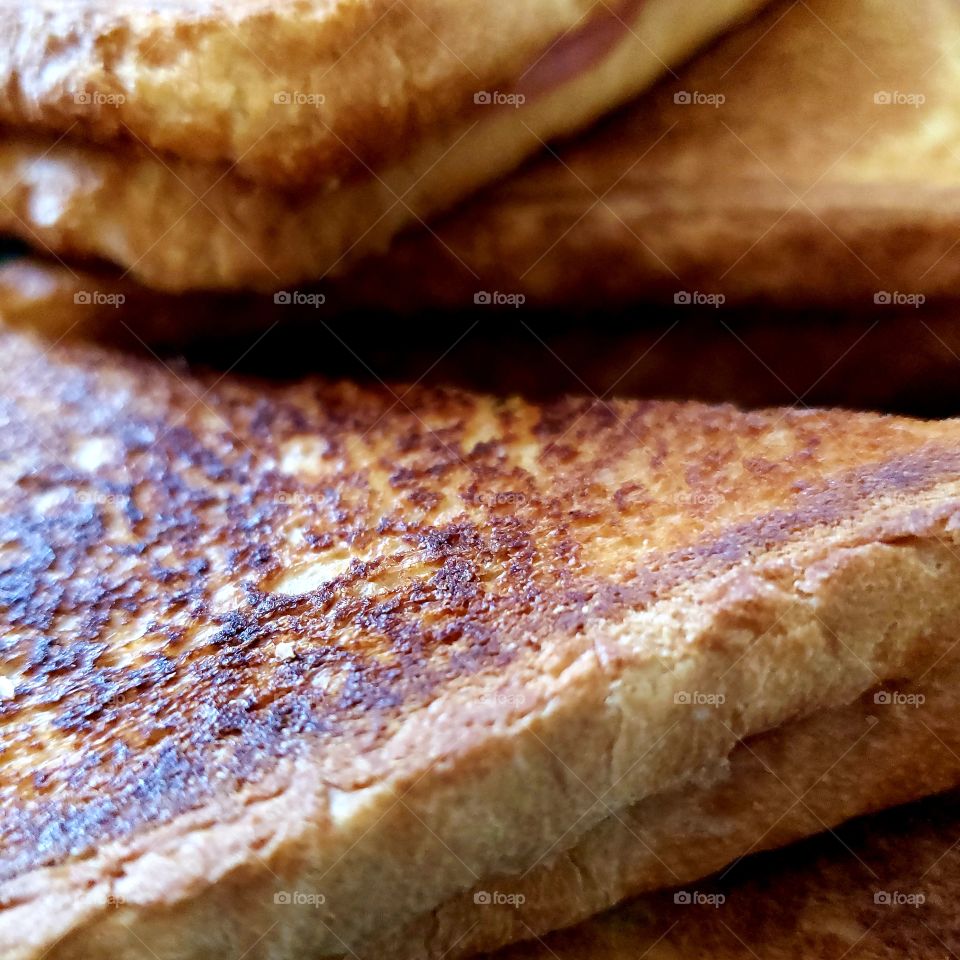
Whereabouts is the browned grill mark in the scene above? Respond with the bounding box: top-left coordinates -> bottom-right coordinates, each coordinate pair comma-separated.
1,329 -> 958,882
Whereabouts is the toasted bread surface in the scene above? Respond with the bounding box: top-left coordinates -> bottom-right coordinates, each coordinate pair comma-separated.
0,0 -> 619,187
2,0 -> 954,299
0,0 -> 768,290
6,326 -> 960,957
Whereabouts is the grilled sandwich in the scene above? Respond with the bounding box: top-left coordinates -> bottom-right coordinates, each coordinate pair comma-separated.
5,324 -> 960,959
1,0 -> 952,303
0,0 -> 768,290
337,0 -> 960,308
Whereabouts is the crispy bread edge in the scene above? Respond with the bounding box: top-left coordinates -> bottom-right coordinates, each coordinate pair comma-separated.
4,497 -> 960,959
386,578 -> 960,960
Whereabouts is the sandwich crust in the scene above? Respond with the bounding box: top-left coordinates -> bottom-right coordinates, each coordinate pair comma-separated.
493,775 -> 960,960
5,326 -> 960,957
0,0 -> 768,290
0,0 -> 955,299
386,647 -> 960,959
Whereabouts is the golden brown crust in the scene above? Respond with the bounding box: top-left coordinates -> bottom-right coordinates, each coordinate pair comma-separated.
0,0 -> 769,290
0,0 -> 598,187
0,0 -> 953,299
6,325 -> 960,957
0,0 -> 776,188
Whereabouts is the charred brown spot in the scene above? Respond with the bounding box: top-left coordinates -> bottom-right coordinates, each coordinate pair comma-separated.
1,330 -> 959,883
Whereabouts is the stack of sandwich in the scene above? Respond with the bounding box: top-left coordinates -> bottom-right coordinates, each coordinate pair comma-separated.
3,2 -> 960,959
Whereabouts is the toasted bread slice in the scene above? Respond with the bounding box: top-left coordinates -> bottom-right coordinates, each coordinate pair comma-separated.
0,0 -> 767,290
492,788 -> 960,960
0,0 -> 954,300
6,325 -> 960,959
